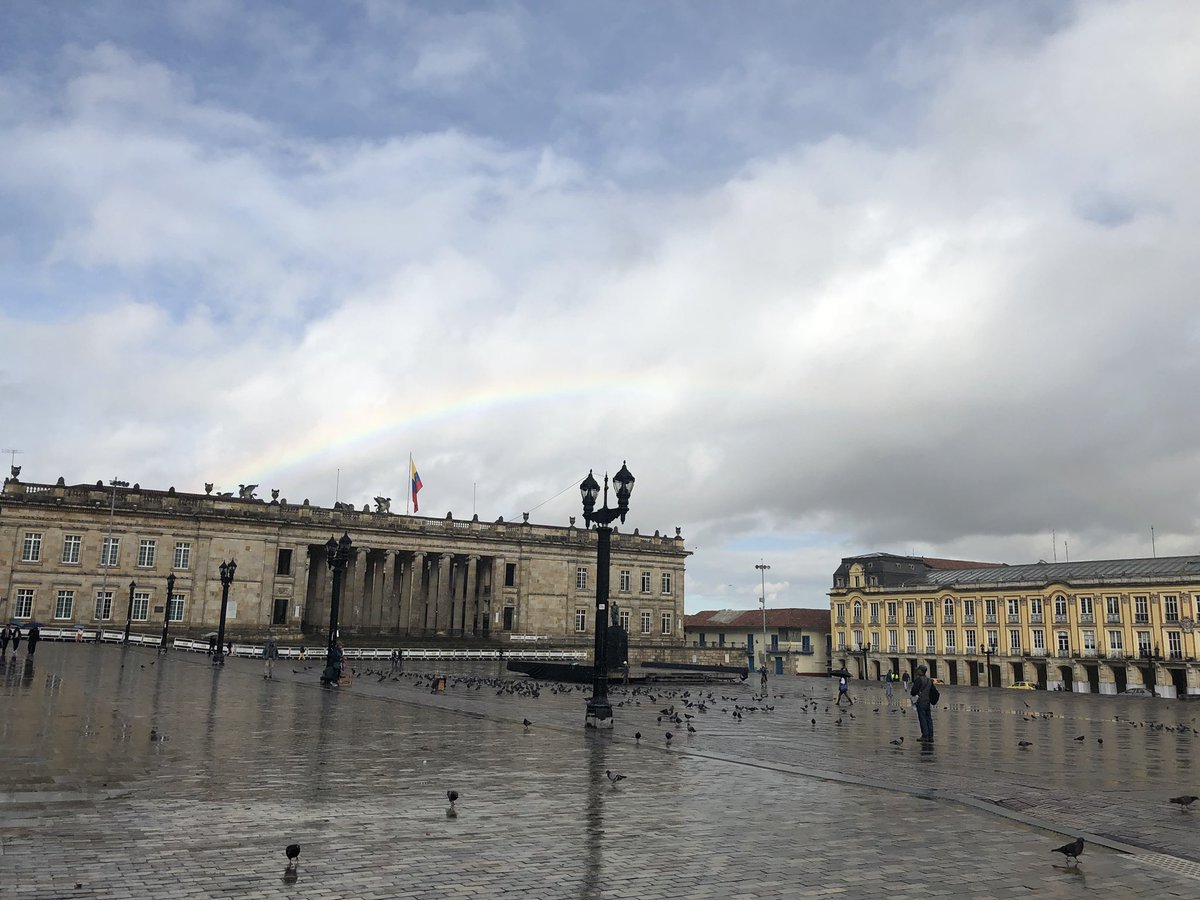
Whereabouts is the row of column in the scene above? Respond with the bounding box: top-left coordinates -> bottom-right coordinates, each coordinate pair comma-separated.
302,546 -> 506,638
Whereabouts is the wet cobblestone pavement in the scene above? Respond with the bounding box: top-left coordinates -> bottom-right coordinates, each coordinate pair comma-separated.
3,644 -> 1200,898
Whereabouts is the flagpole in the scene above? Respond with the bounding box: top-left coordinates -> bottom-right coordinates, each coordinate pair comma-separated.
406,453 -> 411,515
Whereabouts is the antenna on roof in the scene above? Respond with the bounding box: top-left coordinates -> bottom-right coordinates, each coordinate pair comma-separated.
1052,530 -> 1057,563
1151,525 -> 1156,558
1064,540 -> 1069,563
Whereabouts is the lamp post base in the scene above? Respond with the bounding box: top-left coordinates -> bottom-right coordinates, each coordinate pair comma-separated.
584,700 -> 614,729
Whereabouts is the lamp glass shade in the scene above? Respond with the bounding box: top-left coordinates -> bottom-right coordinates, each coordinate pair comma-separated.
325,536 -> 338,565
580,470 -> 600,510
338,532 -> 353,556
613,462 -> 635,504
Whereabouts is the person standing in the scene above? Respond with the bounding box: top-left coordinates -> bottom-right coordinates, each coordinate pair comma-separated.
263,635 -> 279,679
884,671 -> 894,705
760,666 -> 769,693
10,625 -> 22,654
0,624 -> 10,658
26,624 -> 40,657
911,664 -> 934,742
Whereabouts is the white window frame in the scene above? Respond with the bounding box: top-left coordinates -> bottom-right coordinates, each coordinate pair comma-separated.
21,532 -> 42,563
168,593 -> 185,623
944,629 -> 956,651
574,609 -> 588,632
660,612 -> 672,635
1164,594 -> 1179,621
661,572 -> 672,594
101,537 -> 120,568
1108,630 -> 1123,651
62,534 -> 82,564
576,567 -> 588,590
1032,629 -> 1044,651
15,588 -> 34,618
173,541 -> 191,570
132,591 -> 150,622
618,610 -> 631,632
619,569 -> 631,593
55,589 -> 74,620
640,611 -> 652,634
640,571 -> 651,594
95,590 -> 114,621
137,539 -> 157,568
965,629 -> 977,651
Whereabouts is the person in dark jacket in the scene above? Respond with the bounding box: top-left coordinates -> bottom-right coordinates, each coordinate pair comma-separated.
911,664 -> 934,742
27,624 -> 40,656
0,624 -> 10,657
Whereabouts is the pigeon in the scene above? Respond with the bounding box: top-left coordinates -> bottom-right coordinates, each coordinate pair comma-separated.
665,731 -> 673,743
1170,795 -> 1199,811
1018,740 -> 1033,750
1051,837 -> 1084,866
285,844 -> 300,869
523,718 -> 532,729
634,731 -> 642,744
1074,735 -> 1085,742
889,737 -> 904,746
605,769 -> 626,784
687,724 -> 697,734
447,790 -> 459,805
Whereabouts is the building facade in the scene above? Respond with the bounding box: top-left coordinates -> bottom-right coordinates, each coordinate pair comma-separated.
684,608 -> 831,676
830,552 -> 1200,698
0,476 -> 689,648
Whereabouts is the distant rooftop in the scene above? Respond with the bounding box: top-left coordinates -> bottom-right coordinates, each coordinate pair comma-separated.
684,608 -> 828,630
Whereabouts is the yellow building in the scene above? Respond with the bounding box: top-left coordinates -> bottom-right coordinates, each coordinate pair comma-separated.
0,475 -> 689,648
683,608 -> 830,677
829,553 -> 1200,698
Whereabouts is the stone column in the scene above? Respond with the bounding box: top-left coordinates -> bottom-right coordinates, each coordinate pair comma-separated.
369,551 -> 387,634
384,550 -> 399,633
349,547 -> 369,630
434,553 -> 452,634
404,552 -> 426,637
297,546 -> 312,631
465,555 -> 479,637
492,555 -> 506,632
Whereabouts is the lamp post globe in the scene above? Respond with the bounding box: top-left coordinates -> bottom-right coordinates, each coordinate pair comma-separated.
580,463 -> 634,730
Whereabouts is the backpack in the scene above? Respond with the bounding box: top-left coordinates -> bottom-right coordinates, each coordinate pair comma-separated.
929,683 -> 941,705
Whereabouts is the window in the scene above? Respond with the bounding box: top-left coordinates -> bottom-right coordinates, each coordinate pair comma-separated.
984,598 -> 997,622
1056,632 -> 1069,654
1030,597 -> 1043,619
168,593 -> 185,622
869,602 -> 880,623
661,612 -> 672,635
870,630 -> 880,648
922,629 -> 933,651
886,601 -> 897,622
640,612 -> 652,634
21,532 -> 42,563
1108,630 -> 1123,652
55,590 -> 74,619
101,537 -> 120,568
1079,595 -> 1093,621
1105,596 -> 1120,622
575,609 -> 588,632
1164,594 -> 1179,622
943,598 -> 954,619
62,535 -> 82,564
640,571 -> 651,593
1009,630 -> 1021,652
986,629 -> 998,650
95,590 -> 113,621
661,572 -> 672,594
923,600 -> 934,623
718,632 -> 725,647
853,629 -> 864,648
132,591 -> 150,621
277,548 -> 293,576
1007,598 -> 1020,620
505,563 -> 516,587
137,539 -> 156,568
698,633 -> 706,647
619,569 -> 631,592
838,632 -> 847,650
15,588 -> 34,618
173,541 -> 191,569
576,567 -> 588,590
944,629 -> 956,651
853,601 -> 863,624
1137,631 -> 1151,654
1134,595 -> 1149,623
619,610 -> 630,632
1082,630 -> 1095,652
965,629 -> 977,651
1168,631 -> 1183,658
905,629 -> 916,650
1032,629 -> 1044,651
963,599 -> 975,621
836,603 -> 846,624
904,601 -> 916,622
888,629 -> 898,650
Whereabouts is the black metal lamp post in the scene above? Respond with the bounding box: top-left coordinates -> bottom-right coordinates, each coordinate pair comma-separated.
213,559 -> 236,666
861,642 -> 871,681
984,642 -> 995,687
580,462 -> 635,729
123,579 -> 136,644
325,532 -> 353,676
159,572 -> 176,653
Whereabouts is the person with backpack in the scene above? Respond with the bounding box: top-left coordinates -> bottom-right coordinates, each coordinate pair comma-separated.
910,664 -> 937,743
836,674 -> 854,706
884,670 -> 895,705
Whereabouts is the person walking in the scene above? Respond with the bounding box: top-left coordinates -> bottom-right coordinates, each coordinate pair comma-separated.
10,625 -> 22,654
884,671 -> 895,705
836,674 -> 854,706
760,666 -> 769,693
0,624 -> 10,658
263,635 -> 279,679
26,624 -> 40,657
911,664 -> 935,742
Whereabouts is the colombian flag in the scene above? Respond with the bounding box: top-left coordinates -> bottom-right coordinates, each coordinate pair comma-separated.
410,457 -> 423,512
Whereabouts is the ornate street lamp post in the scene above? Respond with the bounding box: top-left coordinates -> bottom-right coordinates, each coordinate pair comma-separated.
984,642 -> 995,687
580,462 -> 635,729
756,561 -> 771,673
159,573 -> 175,654
214,559 -> 236,666
861,642 -> 871,681
123,579 -> 136,645
325,532 -> 353,677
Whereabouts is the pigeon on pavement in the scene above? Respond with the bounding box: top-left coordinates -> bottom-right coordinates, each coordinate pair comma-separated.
1051,837 -> 1084,866
1170,795 -> 1199,811
285,844 -> 300,869
605,770 -> 626,784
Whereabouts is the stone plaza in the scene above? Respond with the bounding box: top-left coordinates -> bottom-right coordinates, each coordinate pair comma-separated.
3,641 -> 1200,898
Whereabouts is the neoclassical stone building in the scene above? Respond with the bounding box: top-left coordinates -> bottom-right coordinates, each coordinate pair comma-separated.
830,552 -> 1200,698
0,476 -> 689,647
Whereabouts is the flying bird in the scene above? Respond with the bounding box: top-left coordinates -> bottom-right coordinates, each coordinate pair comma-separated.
1170,795 -> 1199,811
285,844 -> 300,869
605,770 -> 626,784
1051,837 -> 1084,866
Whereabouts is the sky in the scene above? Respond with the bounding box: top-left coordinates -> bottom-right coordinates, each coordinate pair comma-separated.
2,1 -> 1199,614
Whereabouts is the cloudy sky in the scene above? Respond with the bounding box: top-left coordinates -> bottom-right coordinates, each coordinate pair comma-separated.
3,2 -> 1198,613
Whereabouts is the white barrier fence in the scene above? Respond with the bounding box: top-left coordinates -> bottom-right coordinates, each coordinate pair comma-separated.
27,626 -> 586,662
